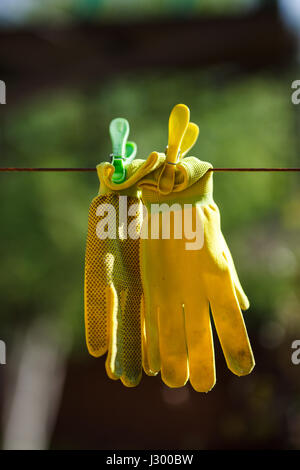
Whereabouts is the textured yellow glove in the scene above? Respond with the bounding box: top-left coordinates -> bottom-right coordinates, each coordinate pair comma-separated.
139,156 -> 255,392
84,152 -> 165,387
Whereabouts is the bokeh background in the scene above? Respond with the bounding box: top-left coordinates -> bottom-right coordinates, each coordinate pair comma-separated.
0,0 -> 300,450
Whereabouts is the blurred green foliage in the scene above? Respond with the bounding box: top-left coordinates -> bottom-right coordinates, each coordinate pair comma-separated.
0,68 -> 299,352
0,0 -> 261,26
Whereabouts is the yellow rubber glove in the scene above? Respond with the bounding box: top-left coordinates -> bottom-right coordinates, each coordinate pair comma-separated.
84,152 -> 165,387
139,109 -> 254,392
139,108 -> 202,378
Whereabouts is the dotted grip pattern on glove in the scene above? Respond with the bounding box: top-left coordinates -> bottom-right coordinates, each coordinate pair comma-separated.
84,152 -> 166,387
84,192 -> 143,387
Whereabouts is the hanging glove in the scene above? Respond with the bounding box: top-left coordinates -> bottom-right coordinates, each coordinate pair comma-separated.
139,104 -> 254,392
84,118 -> 165,387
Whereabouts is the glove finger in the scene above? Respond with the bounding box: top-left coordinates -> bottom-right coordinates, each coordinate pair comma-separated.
141,296 -> 157,376
84,278 -> 113,357
184,296 -> 216,393
158,303 -> 189,388
143,291 -> 161,374
106,197 -> 143,386
106,286 -> 143,387
221,233 -> 249,311
118,199 -> 143,386
208,270 -> 255,377
105,285 -> 123,380
85,197 -> 113,357
120,290 -> 143,387
232,278 -> 250,312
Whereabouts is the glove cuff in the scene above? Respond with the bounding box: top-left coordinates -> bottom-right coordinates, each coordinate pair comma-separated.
175,157 -> 213,192
97,152 -> 166,196
139,156 -> 213,204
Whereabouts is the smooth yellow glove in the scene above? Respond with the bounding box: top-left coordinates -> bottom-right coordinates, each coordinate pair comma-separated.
84,152 -> 165,387
139,150 -> 254,392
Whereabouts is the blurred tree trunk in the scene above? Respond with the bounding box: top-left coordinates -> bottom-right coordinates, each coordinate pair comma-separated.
2,317 -> 71,450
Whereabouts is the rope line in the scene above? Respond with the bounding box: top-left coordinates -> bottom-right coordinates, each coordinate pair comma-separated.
0,168 -> 300,172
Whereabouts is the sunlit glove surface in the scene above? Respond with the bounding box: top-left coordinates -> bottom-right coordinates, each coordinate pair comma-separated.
84,153 -> 165,387
139,157 -> 255,392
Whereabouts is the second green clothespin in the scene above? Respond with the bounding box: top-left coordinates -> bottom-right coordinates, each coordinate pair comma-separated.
109,118 -> 137,183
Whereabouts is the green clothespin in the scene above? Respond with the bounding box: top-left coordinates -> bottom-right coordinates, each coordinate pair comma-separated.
109,118 -> 137,183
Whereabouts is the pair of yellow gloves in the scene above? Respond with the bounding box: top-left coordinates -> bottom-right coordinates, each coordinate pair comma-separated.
84,104 -> 255,392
